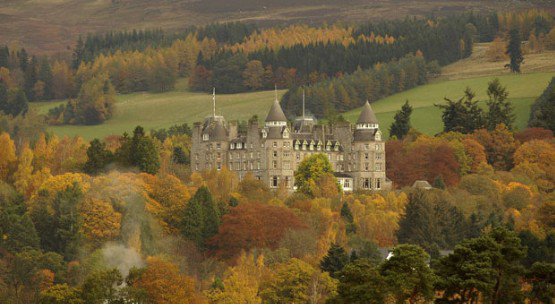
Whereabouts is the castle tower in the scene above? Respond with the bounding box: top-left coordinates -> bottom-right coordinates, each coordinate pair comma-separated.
350,101 -> 387,190
190,89 -> 229,172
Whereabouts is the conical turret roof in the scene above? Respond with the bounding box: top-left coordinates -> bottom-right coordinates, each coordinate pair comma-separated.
357,101 -> 379,124
265,99 -> 287,122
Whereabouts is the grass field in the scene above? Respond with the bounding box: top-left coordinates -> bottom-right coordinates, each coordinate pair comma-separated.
32,72 -> 554,140
31,80 -> 284,140
343,72 -> 554,137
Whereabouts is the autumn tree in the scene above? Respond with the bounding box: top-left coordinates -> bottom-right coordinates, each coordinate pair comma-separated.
486,37 -> 508,62
0,132 -> 16,181
294,153 -> 336,196
134,257 -> 204,303
242,60 -> 264,90
389,100 -> 412,139
210,203 -> 306,259
207,252 -> 265,303
259,258 -> 337,303
472,124 -> 517,170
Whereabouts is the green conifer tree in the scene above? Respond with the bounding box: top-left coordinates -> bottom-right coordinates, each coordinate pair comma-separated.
505,28 -> 524,73
389,100 -> 413,139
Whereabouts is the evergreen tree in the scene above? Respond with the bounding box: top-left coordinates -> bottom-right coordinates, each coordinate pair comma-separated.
389,100 -> 413,139
340,202 -> 356,234
330,259 -> 387,303
320,244 -> 350,278
486,78 -> 514,130
30,183 -> 84,261
432,175 -> 446,189
38,58 -> 54,100
180,186 -> 220,249
380,244 -> 436,303
0,45 -> 8,68
3,89 -> 29,117
83,138 -> 114,174
0,82 -> 8,114
436,87 -> 485,133
129,126 -> 160,174
505,28 -> 524,73
528,76 -> 555,131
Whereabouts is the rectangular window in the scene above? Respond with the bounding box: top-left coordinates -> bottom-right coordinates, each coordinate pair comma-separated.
363,178 -> 370,189
365,153 -> 369,160
284,151 -> 290,157
376,153 -> 382,160
273,160 -> 278,169
195,163 -> 199,170
284,161 -> 290,170
376,178 -> 381,189
344,179 -> 350,188
365,144 -> 370,150
376,163 -> 382,171
365,163 -> 369,171
273,151 -> 278,157
296,153 -> 301,161
285,176 -> 290,187
273,142 -> 277,148
216,143 -> 221,149
375,144 -> 380,151
272,176 -> 278,188
217,163 -> 221,170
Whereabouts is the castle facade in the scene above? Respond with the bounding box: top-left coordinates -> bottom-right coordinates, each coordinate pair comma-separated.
191,93 -> 392,191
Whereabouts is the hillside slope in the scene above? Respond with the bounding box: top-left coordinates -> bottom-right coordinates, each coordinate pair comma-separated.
0,0 -> 548,54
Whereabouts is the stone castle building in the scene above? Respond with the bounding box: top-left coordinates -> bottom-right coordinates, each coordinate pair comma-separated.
191,92 -> 392,191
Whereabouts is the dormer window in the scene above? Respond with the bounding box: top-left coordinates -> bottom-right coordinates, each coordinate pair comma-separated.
230,143 -> 235,149
283,129 -> 289,138
375,130 -> 382,141
262,129 -> 267,138
202,134 -> 209,141
237,142 -> 242,149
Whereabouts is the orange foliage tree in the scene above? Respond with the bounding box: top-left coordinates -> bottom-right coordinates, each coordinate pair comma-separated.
134,256 -> 204,303
209,203 -> 307,260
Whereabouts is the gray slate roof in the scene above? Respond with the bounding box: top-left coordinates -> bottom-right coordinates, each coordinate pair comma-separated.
265,99 -> 287,122
357,101 -> 379,124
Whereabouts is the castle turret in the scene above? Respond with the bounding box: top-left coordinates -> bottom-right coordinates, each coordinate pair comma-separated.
354,101 -> 381,142
265,99 -> 287,127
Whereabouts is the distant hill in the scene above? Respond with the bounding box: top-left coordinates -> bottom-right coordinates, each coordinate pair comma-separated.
1,0 -> 551,55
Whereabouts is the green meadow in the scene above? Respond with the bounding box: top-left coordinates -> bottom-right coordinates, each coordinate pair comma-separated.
31,72 -> 554,140
343,72 -> 554,138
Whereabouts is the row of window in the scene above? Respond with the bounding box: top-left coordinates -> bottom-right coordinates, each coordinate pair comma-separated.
361,178 -> 382,190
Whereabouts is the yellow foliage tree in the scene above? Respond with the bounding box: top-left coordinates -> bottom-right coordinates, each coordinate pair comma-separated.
80,197 -> 121,245
0,132 -> 16,181
207,252 -> 265,303
135,256 -> 205,304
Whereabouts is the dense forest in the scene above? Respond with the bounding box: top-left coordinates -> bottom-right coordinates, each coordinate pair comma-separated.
1,9 -> 554,126
0,95 -> 553,302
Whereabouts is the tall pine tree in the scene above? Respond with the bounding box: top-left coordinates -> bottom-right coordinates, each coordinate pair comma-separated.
505,28 -> 524,73
486,78 -> 515,130
389,100 -> 413,139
